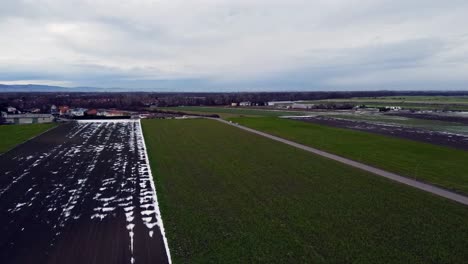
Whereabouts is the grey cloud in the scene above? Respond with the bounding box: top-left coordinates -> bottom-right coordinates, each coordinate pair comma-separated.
1,0 -> 468,91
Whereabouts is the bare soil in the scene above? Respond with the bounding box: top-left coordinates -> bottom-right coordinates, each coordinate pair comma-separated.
388,112 -> 468,125
0,122 -> 168,264
293,116 -> 468,151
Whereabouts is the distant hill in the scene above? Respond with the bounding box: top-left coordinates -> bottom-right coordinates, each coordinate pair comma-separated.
0,84 -> 125,92
2,84 -> 468,95
0,84 -> 87,92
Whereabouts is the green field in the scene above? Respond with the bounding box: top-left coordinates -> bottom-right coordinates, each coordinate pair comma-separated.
318,95 -> 468,104
160,105 -> 468,135
300,96 -> 468,110
229,117 -> 468,194
142,119 -> 468,263
158,106 -> 307,118
360,103 -> 468,111
0,123 -> 57,154
319,113 -> 468,135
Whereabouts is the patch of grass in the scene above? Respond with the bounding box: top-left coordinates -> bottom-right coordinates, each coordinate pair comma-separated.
158,106 -> 308,118
362,102 -> 468,111
0,123 -> 57,153
142,119 -> 468,264
301,96 -> 468,110
322,113 -> 468,135
344,95 -> 468,104
230,117 -> 468,194
167,109 -> 253,119
326,113 -> 460,126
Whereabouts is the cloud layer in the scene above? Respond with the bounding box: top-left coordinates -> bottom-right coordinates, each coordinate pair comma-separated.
1,0 -> 468,91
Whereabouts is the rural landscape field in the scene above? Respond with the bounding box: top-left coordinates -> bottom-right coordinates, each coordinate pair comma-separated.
0,123 -> 56,154
2,0 -> 468,263
142,118 -> 468,263
300,96 -> 468,111
2,99 -> 468,263
0,120 -> 169,263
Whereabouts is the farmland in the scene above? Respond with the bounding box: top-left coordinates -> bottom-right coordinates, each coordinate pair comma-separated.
0,120 -> 169,264
321,112 -> 464,128
295,115 -> 468,151
229,117 -> 468,194
142,118 -> 468,263
0,123 -> 57,154
300,95 -> 468,110
288,109 -> 468,136
287,110 -> 468,150
158,106 -> 308,118
311,95 -> 468,104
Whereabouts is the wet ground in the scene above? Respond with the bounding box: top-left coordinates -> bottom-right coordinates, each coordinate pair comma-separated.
0,120 -> 169,264
293,116 -> 468,151
388,112 -> 468,125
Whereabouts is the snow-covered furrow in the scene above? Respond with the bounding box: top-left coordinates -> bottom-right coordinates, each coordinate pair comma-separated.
136,120 -> 172,263
3,120 -> 170,263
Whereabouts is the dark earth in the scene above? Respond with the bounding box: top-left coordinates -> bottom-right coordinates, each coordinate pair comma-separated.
293,116 -> 468,151
0,121 -> 169,264
388,112 -> 468,125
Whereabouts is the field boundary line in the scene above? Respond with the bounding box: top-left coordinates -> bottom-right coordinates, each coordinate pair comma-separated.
138,119 -> 173,263
212,118 -> 468,206
0,123 -> 59,157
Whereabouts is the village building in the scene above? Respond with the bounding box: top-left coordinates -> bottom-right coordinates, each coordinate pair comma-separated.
85,109 -> 98,116
1,112 -> 54,124
50,105 -> 58,115
7,106 -> 18,113
386,106 -> 402,111
292,103 -> 313,109
69,108 -> 87,117
105,110 -> 125,117
58,106 -> 70,116
267,101 -> 295,108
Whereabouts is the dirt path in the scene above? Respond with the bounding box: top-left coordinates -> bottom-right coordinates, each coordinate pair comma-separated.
215,118 -> 468,206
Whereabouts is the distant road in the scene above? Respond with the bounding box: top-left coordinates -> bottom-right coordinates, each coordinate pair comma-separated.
215,118 -> 468,206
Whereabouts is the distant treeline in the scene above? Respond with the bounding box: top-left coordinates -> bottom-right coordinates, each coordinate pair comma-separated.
1,90 -> 468,111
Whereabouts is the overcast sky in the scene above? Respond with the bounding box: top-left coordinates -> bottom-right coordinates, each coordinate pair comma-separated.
1,0 -> 468,91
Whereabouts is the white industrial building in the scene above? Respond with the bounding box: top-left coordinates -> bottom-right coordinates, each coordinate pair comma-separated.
291,103 -> 315,109
1,113 -> 54,124
267,101 -> 294,108
69,108 -> 87,116
7,106 -> 17,113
